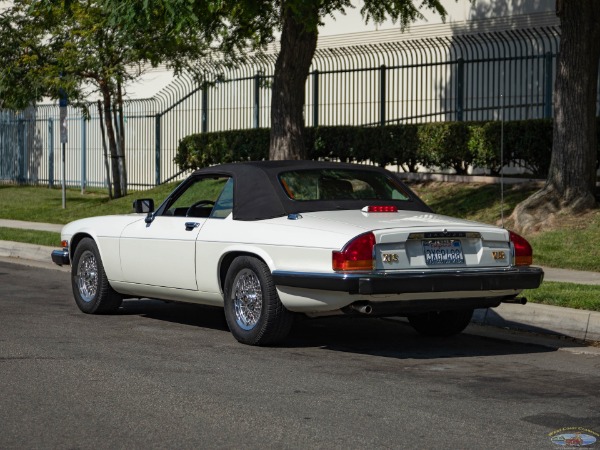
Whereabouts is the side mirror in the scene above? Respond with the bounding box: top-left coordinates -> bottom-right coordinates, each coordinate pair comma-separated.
133,199 -> 154,214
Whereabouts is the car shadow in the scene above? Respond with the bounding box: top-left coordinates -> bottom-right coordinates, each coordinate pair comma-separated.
285,316 -> 557,359
117,299 -> 229,332
116,299 -> 556,360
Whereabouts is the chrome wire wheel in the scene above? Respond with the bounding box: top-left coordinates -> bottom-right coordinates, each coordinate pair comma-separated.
75,250 -> 98,303
231,268 -> 263,330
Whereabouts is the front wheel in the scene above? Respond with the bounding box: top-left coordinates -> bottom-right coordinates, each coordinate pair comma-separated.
71,238 -> 122,314
408,309 -> 474,337
223,256 -> 293,346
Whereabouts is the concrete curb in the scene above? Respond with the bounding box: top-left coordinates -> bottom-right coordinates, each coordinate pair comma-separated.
0,240 -> 58,262
541,266 -> 600,285
473,303 -> 600,343
1,239 -> 599,345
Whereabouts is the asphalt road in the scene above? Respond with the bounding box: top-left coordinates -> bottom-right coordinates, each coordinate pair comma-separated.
1,261 -> 599,449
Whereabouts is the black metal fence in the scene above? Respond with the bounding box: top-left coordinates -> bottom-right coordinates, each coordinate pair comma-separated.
1,24 -> 598,189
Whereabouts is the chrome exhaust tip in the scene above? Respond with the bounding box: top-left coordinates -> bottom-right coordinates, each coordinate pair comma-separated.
502,297 -> 527,305
350,303 -> 373,315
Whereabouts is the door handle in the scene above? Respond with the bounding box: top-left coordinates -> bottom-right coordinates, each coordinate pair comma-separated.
185,222 -> 200,231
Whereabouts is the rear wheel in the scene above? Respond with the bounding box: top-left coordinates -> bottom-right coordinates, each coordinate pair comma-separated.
223,256 -> 293,346
71,238 -> 122,314
408,309 -> 473,337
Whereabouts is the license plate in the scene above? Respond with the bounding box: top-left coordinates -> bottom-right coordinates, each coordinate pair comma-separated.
422,239 -> 465,265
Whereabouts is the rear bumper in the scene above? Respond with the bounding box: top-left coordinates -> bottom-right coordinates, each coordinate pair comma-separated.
272,266 -> 544,295
51,249 -> 70,266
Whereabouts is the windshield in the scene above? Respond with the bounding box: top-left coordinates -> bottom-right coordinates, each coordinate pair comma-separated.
279,169 -> 410,202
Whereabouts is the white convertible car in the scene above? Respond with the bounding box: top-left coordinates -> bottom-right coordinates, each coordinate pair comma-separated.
52,161 -> 543,345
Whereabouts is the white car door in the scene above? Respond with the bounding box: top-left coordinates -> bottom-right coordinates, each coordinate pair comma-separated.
120,176 -> 232,291
120,216 -> 204,290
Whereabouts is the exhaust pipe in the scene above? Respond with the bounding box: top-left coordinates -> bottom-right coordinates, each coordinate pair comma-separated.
350,303 -> 373,315
502,297 -> 527,305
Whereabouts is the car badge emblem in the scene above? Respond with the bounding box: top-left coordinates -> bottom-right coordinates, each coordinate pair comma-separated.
492,251 -> 506,260
382,253 -> 399,263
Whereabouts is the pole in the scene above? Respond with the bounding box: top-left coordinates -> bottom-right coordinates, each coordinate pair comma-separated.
59,88 -> 68,209
62,142 -> 66,209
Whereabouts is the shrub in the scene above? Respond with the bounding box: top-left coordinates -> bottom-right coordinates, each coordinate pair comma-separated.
175,118 -> 599,177
417,122 -> 472,174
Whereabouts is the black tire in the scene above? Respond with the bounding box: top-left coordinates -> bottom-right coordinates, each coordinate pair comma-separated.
408,309 -> 474,337
71,237 -> 122,314
223,256 -> 293,346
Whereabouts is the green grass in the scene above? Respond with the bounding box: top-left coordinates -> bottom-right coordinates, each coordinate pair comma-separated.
526,214 -> 600,272
409,181 -> 539,225
0,227 -> 61,247
524,281 -> 600,312
0,183 -> 178,224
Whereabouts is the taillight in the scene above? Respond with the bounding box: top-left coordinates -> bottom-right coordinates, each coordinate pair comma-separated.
509,231 -> 533,266
332,232 -> 375,271
362,205 -> 398,213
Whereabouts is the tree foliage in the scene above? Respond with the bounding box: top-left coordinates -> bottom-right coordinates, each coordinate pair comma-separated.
100,0 -> 459,160
0,0 -> 211,198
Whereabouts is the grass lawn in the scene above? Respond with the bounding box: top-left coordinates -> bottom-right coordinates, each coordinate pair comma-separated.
0,183 -> 178,225
524,281 -> 600,312
0,227 -> 61,247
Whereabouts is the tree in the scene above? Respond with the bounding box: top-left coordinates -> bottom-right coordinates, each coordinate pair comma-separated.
510,0 -> 600,232
101,0 -> 453,160
267,1 -> 448,160
0,0 -> 209,198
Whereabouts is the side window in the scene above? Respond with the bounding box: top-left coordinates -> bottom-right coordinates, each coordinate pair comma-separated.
210,177 -> 234,219
163,176 -> 231,218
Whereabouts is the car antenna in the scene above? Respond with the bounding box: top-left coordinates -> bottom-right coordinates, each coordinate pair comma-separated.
500,65 -> 505,228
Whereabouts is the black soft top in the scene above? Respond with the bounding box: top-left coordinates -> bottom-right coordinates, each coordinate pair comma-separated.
189,160 -> 431,221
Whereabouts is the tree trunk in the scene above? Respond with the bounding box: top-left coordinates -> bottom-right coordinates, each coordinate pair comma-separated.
269,3 -> 319,160
97,100 -> 113,199
100,83 -> 123,198
509,0 -> 600,233
548,0 -> 600,206
116,79 -> 127,196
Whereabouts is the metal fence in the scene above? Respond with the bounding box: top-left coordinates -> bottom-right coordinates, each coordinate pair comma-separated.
1,24 -> 598,189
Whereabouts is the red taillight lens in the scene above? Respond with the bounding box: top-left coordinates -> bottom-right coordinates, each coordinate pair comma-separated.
509,231 -> 533,266
366,205 -> 398,213
332,232 -> 375,271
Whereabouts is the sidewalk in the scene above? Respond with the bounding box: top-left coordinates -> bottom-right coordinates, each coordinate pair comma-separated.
1,219 -> 600,344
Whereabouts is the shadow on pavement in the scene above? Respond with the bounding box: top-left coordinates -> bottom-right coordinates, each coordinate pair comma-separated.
117,299 -> 556,360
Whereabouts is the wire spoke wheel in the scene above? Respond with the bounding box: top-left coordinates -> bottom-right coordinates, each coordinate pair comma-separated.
224,256 -> 294,346
76,250 -> 98,303
232,268 -> 263,330
71,238 -> 122,314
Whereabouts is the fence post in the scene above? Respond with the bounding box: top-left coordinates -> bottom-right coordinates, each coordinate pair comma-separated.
456,58 -> 464,121
254,72 -> 261,129
201,87 -> 208,133
81,115 -> 86,193
17,118 -> 25,183
544,52 -> 553,119
379,65 -> 387,126
155,114 -> 161,186
48,118 -> 54,188
312,70 -> 319,127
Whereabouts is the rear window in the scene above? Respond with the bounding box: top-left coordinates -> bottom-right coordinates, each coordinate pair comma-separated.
279,169 -> 410,201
